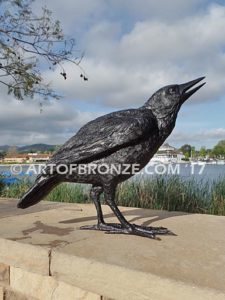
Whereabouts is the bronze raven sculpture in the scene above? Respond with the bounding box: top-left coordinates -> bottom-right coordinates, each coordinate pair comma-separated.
18,77 -> 206,238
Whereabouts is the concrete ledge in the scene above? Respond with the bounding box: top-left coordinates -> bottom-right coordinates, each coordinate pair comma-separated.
0,238 -> 50,275
51,251 -> 225,300
0,198 -> 225,300
0,287 -> 4,300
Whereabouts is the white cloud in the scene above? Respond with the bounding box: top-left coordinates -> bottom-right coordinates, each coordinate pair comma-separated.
168,128 -> 225,147
118,6 -> 225,64
108,0 -> 208,21
1,1 -> 225,146
32,0 -> 107,33
0,90 -> 102,145
41,4 -> 225,108
33,0 -> 208,31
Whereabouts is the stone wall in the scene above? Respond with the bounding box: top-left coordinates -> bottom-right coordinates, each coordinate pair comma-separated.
0,263 -> 107,300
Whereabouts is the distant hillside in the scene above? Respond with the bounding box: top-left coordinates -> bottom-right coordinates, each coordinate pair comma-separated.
0,145 -> 10,152
0,144 -> 58,153
19,144 -> 57,153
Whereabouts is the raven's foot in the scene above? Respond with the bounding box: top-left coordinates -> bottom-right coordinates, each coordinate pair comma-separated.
105,224 -> 172,239
80,223 -> 124,232
80,223 -> 174,239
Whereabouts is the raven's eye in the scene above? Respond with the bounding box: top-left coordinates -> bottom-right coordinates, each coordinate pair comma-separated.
169,88 -> 175,94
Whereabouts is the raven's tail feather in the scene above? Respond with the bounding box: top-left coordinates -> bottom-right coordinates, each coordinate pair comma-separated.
17,176 -> 60,209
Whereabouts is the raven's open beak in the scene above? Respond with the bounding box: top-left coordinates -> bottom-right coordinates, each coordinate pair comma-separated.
180,77 -> 206,102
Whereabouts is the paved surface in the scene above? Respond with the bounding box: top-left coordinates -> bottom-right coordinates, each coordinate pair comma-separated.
0,197 -> 65,218
0,198 -> 225,300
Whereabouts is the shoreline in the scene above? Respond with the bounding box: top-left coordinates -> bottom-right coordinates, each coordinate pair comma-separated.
0,163 -> 46,167
0,161 -> 225,167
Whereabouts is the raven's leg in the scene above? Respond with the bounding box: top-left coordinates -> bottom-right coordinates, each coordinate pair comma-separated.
102,185 -> 172,239
81,185 -> 172,238
80,186 -> 105,230
80,185 -> 123,231
103,186 -> 133,231
91,186 -> 104,225
80,184 -> 132,232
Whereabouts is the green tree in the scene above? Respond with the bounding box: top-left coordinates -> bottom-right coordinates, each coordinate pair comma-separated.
191,146 -> 196,158
6,145 -> 18,156
0,0 -> 85,100
206,148 -> 213,158
180,144 -> 192,158
213,140 -> 225,157
0,151 -> 6,159
199,146 -> 207,158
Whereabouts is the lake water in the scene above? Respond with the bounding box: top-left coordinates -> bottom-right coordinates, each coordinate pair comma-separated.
143,162 -> 225,181
0,163 -> 225,183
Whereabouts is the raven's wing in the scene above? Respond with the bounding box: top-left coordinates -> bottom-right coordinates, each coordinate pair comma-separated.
50,109 -> 157,165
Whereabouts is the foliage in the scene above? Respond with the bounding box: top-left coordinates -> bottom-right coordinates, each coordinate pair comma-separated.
46,183 -> 90,203
199,146 -> 207,157
191,146 -> 196,158
0,180 -> 90,202
213,140 -> 225,157
0,175 -> 5,193
0,152 -> 6,159
180,144 -> 192,158
6,145 -> 18,156
1,176 -> 225,216
116,176 -> 225,215
0,0 -> 85,100
0,178 -> 30,197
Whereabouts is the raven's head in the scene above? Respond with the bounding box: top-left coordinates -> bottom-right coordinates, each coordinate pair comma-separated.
144,77 -> 206,121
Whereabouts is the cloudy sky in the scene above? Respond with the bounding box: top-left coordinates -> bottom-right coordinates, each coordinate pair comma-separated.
1,0 -> 225,149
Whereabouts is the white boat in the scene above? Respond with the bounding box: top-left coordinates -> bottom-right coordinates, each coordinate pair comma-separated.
217,160 -> 225,165
208,160 -> 217,165
198,161 -> 207,166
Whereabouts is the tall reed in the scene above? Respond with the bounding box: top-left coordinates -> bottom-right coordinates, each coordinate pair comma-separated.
1,176 -> 225,215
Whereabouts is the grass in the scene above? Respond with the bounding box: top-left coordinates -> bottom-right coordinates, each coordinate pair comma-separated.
0,180 -> 90,203
46,183 -> 90,203
0,178 -> 32,199
116,176 -> 225,215
0,175 -> 225,215
0,176 -> 5,194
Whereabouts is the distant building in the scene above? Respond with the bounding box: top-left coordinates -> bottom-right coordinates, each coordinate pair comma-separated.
3,153 -> 52,163
4,154 -> 29,163
28,153 -> 51,163
151,143 -> 185,163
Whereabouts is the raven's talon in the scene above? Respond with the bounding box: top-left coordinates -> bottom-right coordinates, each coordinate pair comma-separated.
132,224 -> 171,235
105,230 -> 130,235
80,224 -> 99,230
80,223 -> 124,232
